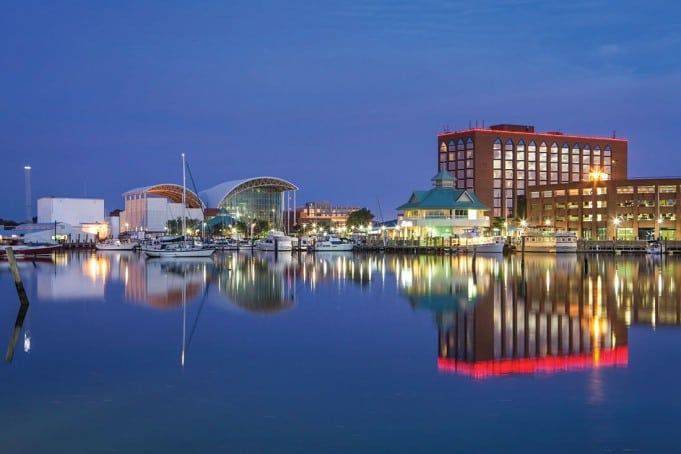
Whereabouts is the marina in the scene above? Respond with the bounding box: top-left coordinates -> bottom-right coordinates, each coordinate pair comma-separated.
2,250 -> 681,451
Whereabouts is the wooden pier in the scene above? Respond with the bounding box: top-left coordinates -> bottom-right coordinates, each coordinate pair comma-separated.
354,238 -> 681,255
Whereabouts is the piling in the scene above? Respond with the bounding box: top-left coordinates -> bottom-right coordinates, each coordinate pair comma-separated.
5,304 -> 28,362
6,248 -> 30,307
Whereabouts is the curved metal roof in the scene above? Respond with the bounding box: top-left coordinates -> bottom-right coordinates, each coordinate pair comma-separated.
200,176 -> 298,209
123,184 -> 204,209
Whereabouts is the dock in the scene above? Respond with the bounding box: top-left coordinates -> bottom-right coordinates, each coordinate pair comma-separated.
354,239 -> 681,255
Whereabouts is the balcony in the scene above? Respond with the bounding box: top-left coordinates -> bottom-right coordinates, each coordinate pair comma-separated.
400,215 -> 490,228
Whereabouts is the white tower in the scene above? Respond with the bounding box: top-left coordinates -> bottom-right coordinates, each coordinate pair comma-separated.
24,165 -> 32,223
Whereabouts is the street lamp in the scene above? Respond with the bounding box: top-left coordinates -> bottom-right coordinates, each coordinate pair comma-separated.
590,168 -> 607,240
613,217 -> 621,240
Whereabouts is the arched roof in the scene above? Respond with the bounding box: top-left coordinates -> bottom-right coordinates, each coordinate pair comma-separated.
200,176 -> 298,209
123,184 -> 204,209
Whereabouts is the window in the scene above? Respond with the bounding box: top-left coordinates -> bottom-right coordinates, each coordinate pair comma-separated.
448,141 -> 456,152
660,185 -> 677,193
493,138 -> 502,159
637,186 -> 655,194
568,189 -> 579,196
440,142 -> 447,152
561,144 -> 570,163
543,190 -> 553,197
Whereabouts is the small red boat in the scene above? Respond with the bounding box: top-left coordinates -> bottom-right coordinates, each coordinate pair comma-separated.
1,244 -> 62,259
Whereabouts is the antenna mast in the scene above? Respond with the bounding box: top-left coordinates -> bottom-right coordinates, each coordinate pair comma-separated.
182,153 -> 187,238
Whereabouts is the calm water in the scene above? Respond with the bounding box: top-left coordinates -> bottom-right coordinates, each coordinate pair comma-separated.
1,250 -> 680,453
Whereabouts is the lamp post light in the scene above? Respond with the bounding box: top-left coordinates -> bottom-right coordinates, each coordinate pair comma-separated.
589,169 -> 607,240
613,217 -> 621,241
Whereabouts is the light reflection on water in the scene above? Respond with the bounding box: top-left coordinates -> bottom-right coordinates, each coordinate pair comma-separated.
1,251 -> 681,451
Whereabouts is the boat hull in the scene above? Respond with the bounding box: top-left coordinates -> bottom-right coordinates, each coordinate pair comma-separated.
313,244 -> 355,252
1,244 -> 61,259
469,241 -> 505,254
144,248 -> 215,258
96,241 -> 138,251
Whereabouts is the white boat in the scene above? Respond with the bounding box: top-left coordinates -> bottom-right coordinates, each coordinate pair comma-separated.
95,239 -> 138,251
646,240 -> 664,255
459,233 -> 505,254
144,242 -> 215,258
469,238 -> 505,254
256,231 -> 293,252
144,154 -> 215,259
521,231 -> 578,253
312,235 -> 354,252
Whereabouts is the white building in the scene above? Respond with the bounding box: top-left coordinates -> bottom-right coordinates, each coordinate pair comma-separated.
37,197 -> 105,226
120,184 -> 205,235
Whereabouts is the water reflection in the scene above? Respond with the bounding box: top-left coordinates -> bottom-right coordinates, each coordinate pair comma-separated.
397,254 -> 630,378
6,250 -> 681,375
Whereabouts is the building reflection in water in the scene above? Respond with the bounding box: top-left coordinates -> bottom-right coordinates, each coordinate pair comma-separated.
393,254 -> 630,379
18,250 -> 681,374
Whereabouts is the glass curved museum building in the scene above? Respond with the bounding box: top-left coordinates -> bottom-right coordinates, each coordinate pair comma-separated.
200,177 -> 298,231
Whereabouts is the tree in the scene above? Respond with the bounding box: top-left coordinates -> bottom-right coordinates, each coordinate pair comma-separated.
346,208 -> 375,231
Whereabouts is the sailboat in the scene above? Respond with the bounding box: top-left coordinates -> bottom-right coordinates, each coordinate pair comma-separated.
144,153 -> 215,258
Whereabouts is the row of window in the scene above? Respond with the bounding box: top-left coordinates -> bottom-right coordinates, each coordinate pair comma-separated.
533,214 -> 678,222
532,187 -> 681,199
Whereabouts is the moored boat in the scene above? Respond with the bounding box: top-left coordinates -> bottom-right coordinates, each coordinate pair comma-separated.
144,243 -> 215,258
144,153 -> 216,259
96,239 -> 139,251
256,231 -> 293,252
521,231 -> 577,253
311,235 -> 354,252
459,233 -> 505,254
1,243 -> 61,259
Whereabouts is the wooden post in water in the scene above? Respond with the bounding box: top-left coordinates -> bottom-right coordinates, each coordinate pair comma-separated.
6,248 -> 30,307
5,303 -> 28,362
5,247 -> 30,362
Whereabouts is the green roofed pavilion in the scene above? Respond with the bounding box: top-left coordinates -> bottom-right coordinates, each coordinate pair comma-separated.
396,170 -> 490,239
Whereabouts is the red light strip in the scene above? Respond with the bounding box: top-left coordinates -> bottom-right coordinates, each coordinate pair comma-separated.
437,346 -> 629,379
437,128 -> 628,142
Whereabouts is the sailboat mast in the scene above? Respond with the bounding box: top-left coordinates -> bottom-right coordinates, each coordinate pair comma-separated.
182,153 -> 187,238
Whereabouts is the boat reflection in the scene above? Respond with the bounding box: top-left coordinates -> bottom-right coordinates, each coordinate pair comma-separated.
11,251 -> 681,373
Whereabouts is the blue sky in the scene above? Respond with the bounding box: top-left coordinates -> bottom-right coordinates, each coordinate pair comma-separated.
1,0 -> 680,222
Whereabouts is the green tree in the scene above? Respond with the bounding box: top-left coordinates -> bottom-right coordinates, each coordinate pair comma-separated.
346,208 -> 375,231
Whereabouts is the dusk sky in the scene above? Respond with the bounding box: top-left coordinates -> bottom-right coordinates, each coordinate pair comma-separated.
2,0 -> 680,222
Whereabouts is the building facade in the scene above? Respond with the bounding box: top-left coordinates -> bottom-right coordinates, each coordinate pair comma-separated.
200,177 -> 298,232
396,170 -> 489,239
295,201 -> 360,230
437,124 -> 628,219
527,178 -> 681,240
121,184 -> 204,235
37,197 -> 105,226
